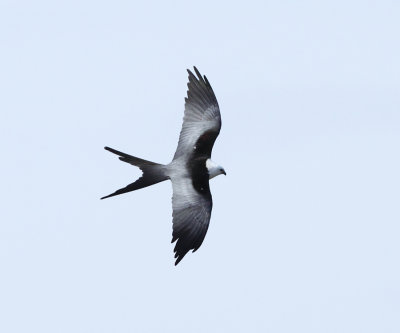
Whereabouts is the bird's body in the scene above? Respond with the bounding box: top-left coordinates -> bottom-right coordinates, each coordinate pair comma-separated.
102,67 -> 225,265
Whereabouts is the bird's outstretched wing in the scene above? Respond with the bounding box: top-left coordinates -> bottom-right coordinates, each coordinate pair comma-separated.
171,175 -> 212,265
171,67 -> 221,265
173,67 -> 221,160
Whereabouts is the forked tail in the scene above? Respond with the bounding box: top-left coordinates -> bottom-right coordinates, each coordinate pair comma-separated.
101,146 -> 169,200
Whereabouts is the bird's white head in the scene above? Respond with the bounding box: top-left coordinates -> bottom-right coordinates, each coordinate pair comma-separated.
206,159 -> 226,179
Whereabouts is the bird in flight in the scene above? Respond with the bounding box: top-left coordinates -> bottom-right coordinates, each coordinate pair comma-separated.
102,67 -> 225,265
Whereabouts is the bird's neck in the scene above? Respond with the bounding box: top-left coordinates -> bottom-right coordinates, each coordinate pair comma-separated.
206,159 -> 220,179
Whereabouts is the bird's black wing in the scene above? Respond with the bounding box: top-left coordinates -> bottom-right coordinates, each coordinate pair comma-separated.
171,174 -> 212,265
170,67 -> 221,264
173,67 -> 221,160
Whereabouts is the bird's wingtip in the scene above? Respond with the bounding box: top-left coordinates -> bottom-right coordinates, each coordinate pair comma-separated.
174,257 -> 183,266
193,66 -> 202,79
187,66 -> 201,76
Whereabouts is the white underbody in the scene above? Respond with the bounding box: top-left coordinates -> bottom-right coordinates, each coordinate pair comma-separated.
165,157 -> 225,181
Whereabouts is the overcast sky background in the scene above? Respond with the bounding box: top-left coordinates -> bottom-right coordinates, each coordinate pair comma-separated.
1,1 -> 399,332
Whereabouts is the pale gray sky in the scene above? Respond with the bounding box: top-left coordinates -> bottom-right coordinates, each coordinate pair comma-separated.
1,1 -> 399,332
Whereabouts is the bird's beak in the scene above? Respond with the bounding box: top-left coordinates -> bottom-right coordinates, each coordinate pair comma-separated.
222,170 -> 226,176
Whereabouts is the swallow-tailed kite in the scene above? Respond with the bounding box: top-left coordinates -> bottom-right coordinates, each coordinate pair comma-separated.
102,67 -> 225,265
